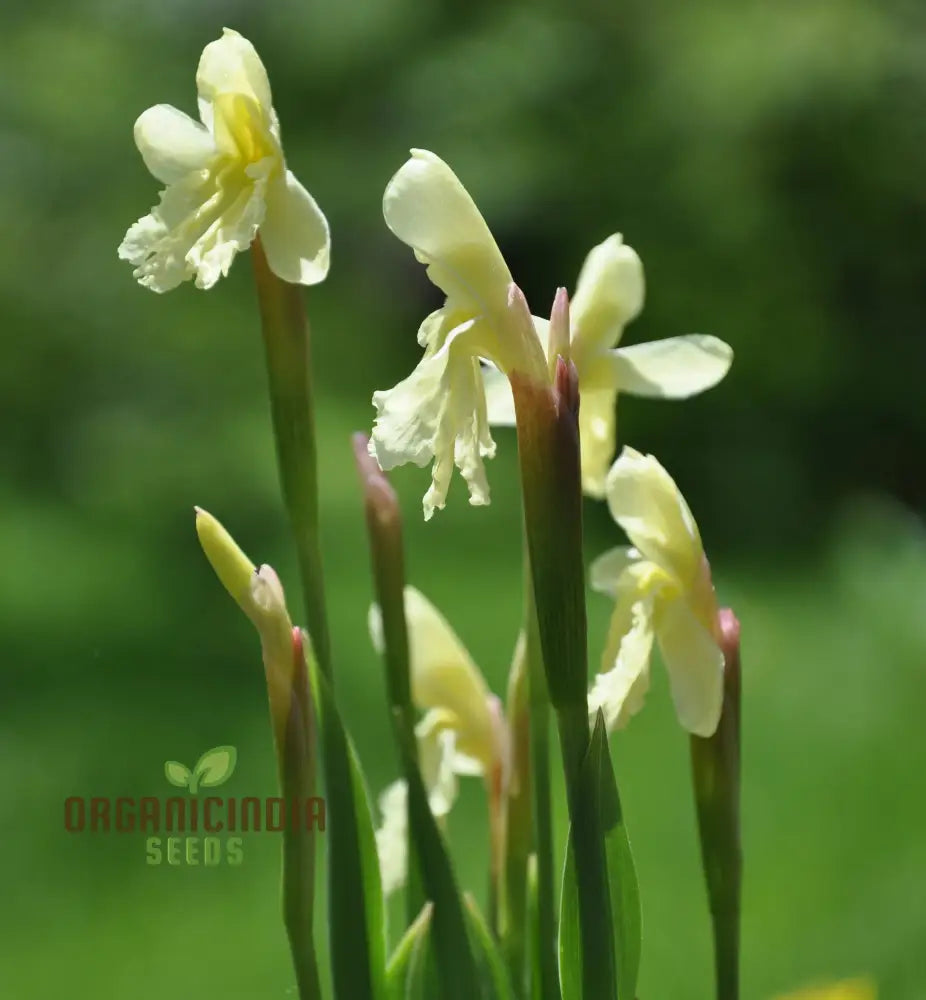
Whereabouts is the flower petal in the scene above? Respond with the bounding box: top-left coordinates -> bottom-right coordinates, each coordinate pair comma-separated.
578,386 -> 618,499
570,234 -> 644,360
383,149 -> 512,320
772,980 -> 877,1000
482,363 -> 516,425
375,780 -> 408,897
588,545 -> 641,597
119,164 -> 267,293
604,447 -> 703,584
656,597 -> 724,737
133,104 -> 216,185
196,28 -> 273,116
589,594 -> 655,732
415,711 -> 461,816
370,321 -> 496,519
260,168 -> 331,285
610,334 -> 733,399
403,587 -> 495,772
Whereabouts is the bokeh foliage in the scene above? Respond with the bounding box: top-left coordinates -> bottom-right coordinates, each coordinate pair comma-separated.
1,0 -> 925,997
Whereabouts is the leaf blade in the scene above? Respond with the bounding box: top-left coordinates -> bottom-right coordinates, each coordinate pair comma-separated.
558,714 -> 642,1000
303,630 -> 388,1000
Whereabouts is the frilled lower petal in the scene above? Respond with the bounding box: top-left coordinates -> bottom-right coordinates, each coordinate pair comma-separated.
415,711 -> 460,817
374,780 -> 408,897
656,597 -> 724,737
589,594 -> 655,731
119,160 -> 269,293
370,322 -> 496,519
610,334 -> 733,399
133,104 -> 216,184
259,168 -> 331,285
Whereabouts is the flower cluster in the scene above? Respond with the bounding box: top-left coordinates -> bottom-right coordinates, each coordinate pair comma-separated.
124,28 -> 762,1000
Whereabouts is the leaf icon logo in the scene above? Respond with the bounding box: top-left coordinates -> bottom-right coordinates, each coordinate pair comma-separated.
163,746 -> 238,794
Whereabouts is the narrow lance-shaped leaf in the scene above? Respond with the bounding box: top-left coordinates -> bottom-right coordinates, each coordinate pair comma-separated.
386,903 -> 433,1000
464,894 -> 518,1000
300,626 -> 389,1000
559,713 -> 641,1000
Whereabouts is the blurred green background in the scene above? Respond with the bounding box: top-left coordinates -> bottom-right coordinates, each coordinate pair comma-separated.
2,0 -> 925,996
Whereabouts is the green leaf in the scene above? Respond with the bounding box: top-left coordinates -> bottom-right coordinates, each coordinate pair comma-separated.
464,894 -> 517,1000
193,745 -> 238,789
558,714 -> 641,1000
399,728 -> 483,1000
386,903 -> 433,1000
304,631 -> 388,1000
557,846 -> 580,1000
402,919 -> 431,1000
164,760 -> 192,789
525,855 -> 548,1000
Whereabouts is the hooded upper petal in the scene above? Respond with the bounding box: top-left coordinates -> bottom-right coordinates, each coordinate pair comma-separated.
369,586 -> 496,774
196,28 -> 274,125
610,334 -> 733,399
383,150 -> 512,322
604,447 -> 703,584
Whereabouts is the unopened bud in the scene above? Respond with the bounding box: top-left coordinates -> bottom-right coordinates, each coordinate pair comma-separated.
547,286 -> 570,374
195,507 -> 256,612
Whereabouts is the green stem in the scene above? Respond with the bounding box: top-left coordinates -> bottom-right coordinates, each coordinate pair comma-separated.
690,609 -> 742,1000
500,633 -> 531,994
282,644 -> 322,1000
251,238 -> 332,680
352,435 -> 424,927
251,239 -> 326,999
524,558 -> 560,1000
511,349 -> 617,999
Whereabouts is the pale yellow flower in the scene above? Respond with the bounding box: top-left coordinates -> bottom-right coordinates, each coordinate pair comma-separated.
772,979 -> 876,1000
370,586 -> 507,894
119,28 -> 329,292
370,149 -> 547,519
589,447 -> 724,737
484,234 -> 733,497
